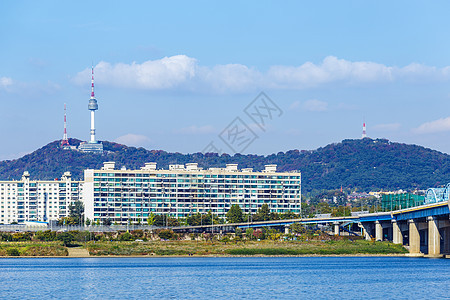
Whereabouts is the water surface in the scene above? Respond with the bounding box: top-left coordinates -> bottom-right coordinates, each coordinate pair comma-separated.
0,257 -> 448,299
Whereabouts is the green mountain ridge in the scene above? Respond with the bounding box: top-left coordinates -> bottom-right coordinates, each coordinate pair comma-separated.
0,138 -> 449,192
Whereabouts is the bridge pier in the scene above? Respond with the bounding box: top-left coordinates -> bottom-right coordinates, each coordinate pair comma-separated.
284,225 -> 289,235
333,222 -> 340,236
358,223 -> 371,240
363,227 -> 371,240
392,220 -> 403,245
408,219 -> 422,255
426,216 -> 442,258
375,221 -> 383,241
443,227 -> 450,254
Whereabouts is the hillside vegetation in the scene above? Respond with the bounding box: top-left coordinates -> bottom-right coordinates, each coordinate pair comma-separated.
0,138 -> 449,192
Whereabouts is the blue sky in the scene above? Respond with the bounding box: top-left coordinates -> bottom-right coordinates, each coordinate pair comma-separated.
1,1 -> 450,159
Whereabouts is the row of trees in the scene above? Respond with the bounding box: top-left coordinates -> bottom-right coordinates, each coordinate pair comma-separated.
4,137 -> 449,192
0,230 -> 77,246
58,199 -> 383,227
57,201 -> 358,227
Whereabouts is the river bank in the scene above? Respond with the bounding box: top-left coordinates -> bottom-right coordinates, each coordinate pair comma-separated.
87,239 -> 408,256
0,239 -> 408,257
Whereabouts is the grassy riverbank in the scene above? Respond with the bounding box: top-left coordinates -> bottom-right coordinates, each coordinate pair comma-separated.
0,236 -> 408,257
0,242 -> 68,256
87,240 -> 408,256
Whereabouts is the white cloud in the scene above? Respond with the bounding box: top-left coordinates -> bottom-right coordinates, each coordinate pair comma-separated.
302,99 -> 328,112
73,55 -> 197,89
72,55 -> 450,93
176,125 -> 215,135
413,117 -> 450,134
0,77 -> 13,89
266,56 -> 394,89
373,123 -> 401,132
114,134 -> 151,146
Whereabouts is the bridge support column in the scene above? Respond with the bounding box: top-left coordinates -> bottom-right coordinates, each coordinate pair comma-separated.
284,226 -> 289,235
427,216 -> 442,258
359,223 -> 371,240
375,221 -> 382,241
443,227 -> 450,254
333,222 -> 340,236
408,219 -> 421,255
392,220 -> 403,245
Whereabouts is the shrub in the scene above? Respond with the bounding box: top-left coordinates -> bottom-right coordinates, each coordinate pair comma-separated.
35,230 -> 57,241
252,229 -> 265,240
6,248 -> 20,256
70,231 -> 92,242
131,230 -> 144,239
245,228 -> 254,240
119,232 -> 134,241
158,229 -> 174,240
220,235 -> 231,244
12,232 -> 32,241
57,232 -> 75,246
0,232 -> 12,241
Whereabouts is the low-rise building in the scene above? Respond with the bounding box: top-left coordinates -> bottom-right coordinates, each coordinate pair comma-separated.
83,162 -> 302,225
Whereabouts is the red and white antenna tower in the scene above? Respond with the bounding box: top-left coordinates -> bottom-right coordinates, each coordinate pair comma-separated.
61,103 -> 70,148
362,121 -> 367,138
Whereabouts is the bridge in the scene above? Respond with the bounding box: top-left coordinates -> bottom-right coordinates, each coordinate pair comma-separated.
4,195 -> 450,258
172,198 -> 450,258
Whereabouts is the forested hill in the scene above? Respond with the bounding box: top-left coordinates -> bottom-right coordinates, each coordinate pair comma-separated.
0,138 -> 449,192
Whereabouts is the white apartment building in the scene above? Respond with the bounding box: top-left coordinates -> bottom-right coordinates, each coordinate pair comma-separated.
84,162 -> 301,225
0,171 -> 83,224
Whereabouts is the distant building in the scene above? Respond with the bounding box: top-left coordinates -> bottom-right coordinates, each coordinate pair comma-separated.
78,141 -> 103,153
83,162 -> 302,225
0,172 -> 83,224
347,192 -> 372,202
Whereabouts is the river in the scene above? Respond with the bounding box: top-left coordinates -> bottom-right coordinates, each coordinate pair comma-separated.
0,257 -> 448,299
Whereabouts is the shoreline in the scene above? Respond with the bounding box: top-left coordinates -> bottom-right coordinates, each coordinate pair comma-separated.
0,253 -> 409,258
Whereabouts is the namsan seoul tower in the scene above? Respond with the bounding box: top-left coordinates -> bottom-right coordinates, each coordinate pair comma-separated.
89,66 -> 98,142
78,65 -> 103,153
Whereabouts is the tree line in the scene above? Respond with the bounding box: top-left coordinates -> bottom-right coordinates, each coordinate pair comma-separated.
60,201 -> 364,228
1,138 -> 450,192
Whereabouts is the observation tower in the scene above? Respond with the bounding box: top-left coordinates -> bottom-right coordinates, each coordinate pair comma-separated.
79,66 -> 103,153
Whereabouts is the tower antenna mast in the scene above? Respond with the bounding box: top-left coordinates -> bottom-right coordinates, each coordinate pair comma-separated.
61,103 -> 70,148
362,119 -> 367,139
